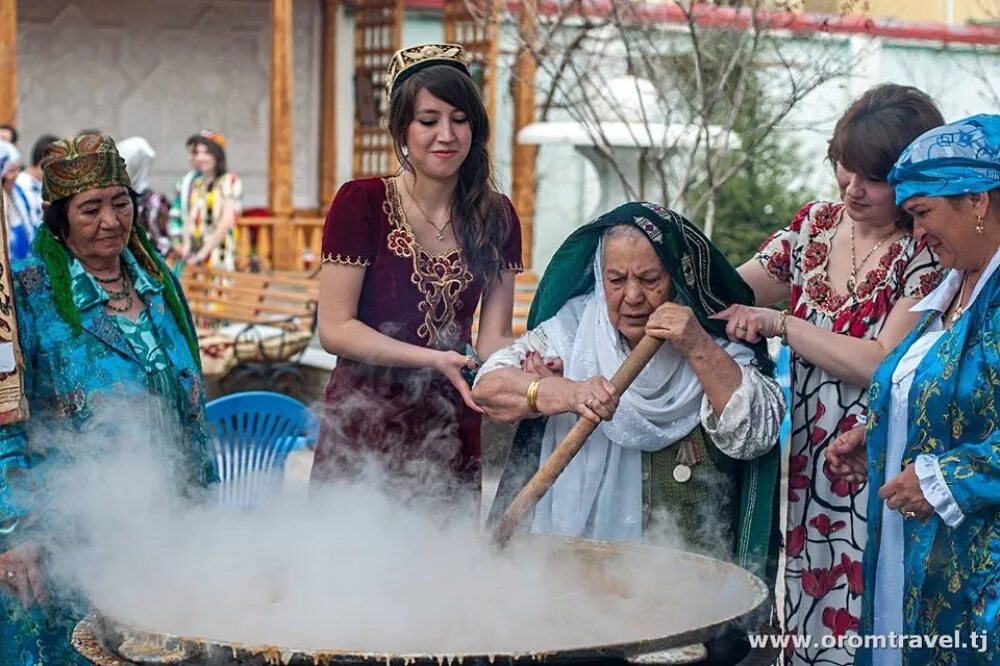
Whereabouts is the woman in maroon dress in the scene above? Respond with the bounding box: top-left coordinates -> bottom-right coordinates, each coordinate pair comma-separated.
311,44 -> 522,500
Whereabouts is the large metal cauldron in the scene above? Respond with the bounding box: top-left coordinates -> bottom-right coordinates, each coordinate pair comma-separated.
73,536 -> 774,666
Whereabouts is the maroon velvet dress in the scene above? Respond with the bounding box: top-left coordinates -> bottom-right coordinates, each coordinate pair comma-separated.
311,177 -> 522,491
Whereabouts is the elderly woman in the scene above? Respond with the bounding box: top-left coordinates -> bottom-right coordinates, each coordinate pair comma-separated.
827,114 -> 1000,666
0,135 -> 215,664
476,203 -> 783,569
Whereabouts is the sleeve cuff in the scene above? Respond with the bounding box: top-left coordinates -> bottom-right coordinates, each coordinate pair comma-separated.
701,365 -> 751,435
473,328 -> 551,388
916,454 -> 965,528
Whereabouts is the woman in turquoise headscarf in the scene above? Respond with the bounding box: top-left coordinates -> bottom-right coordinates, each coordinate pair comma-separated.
0,134 -> 215,664
828,115 -> 1000,666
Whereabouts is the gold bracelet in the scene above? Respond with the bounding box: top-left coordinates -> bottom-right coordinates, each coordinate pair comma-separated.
778,309 -> 790,345
526,378 -> 542,414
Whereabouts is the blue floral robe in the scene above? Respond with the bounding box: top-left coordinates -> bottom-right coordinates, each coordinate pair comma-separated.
857,263 -> 1000,666
0,250 -> 214,665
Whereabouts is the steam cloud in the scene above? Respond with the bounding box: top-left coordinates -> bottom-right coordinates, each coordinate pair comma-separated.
18,397 -> 763,657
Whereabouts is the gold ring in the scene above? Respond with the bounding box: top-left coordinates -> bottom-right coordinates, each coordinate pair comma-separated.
903,511 -> 916,519
736,324 -> 748,330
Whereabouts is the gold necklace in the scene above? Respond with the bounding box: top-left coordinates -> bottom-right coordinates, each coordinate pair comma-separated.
848,219 -> 899,294
949,272 -> 970,325
403,178 -> 451,242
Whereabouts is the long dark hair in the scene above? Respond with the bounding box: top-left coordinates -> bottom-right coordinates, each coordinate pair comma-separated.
388,65 -> 510,286
189,136 -> 228,184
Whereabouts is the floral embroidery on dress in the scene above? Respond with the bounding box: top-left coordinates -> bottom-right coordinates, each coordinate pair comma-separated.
382,178 -> 473,348
797,203 -> 913,317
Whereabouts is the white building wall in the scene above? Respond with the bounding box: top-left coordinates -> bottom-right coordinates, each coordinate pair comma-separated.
17,0 -> 322,210
14,4 -> 1000,272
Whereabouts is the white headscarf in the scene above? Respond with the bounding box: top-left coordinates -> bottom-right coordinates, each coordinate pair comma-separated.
0,141 -> 21,178
118,136 -> 155,194
530,236 -> 755,541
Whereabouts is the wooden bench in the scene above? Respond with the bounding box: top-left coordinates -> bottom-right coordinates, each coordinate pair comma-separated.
180,266 -> 319,380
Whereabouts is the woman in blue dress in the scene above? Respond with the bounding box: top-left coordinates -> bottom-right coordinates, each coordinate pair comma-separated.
0,134 -> 215,664
828,115 -> 1000,666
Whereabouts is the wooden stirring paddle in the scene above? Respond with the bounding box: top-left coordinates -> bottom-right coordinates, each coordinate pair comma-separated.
492,335 -> 664,546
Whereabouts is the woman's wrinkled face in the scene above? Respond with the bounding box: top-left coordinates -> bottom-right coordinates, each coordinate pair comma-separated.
836,162 -> 898,226
64,186 -> 133,265
192,144 -> 217,176
404,89 -> 472,182
602,233 -> 672,346
903,195 -> 977,270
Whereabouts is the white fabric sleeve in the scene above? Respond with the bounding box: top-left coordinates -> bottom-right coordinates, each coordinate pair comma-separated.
700,364 -> 784,460
472,327 -> 553,388
916,454 -> 965,528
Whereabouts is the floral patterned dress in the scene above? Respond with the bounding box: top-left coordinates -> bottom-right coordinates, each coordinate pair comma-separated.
754,201 -> 943,666
185,172 -> 243,270
311,177 -> 522,494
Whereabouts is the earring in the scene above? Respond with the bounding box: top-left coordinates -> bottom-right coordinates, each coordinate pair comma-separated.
977,215 -> 985,235
400,145 -> 409,158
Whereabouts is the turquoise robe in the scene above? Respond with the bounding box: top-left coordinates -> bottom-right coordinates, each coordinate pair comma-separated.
857,262 -> 1000,666
0,249 -> 214,665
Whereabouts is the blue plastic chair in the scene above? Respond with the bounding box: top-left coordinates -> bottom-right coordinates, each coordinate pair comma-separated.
205,391 -> 318,508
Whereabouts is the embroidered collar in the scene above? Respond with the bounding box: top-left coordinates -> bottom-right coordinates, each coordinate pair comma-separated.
68,248 -> 163,312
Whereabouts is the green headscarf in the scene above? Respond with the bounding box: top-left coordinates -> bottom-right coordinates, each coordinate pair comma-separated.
490,201 -> 780,581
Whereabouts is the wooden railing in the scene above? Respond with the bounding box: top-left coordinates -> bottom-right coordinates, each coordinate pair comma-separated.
234,214 -> 538,335
235,215 -> 324,273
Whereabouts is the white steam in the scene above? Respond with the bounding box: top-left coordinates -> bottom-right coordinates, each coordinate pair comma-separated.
25,401 -> 764,657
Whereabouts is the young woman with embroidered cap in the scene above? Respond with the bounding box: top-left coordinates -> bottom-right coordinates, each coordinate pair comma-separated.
312,44 -> 522,500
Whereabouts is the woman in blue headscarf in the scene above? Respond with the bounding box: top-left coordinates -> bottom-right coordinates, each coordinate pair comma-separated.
828,114 -> 1000,665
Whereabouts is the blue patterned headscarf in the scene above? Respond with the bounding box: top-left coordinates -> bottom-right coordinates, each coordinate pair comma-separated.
888,114 -> 1000,205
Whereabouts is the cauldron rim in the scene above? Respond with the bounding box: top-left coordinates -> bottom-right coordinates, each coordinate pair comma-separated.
83,536 -> 770,664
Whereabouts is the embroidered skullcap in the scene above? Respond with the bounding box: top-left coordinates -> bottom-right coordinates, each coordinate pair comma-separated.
888,114 -> 1000,205
40,134 -> 131,202
385,43 -> 471,98
199,129 -> 226,148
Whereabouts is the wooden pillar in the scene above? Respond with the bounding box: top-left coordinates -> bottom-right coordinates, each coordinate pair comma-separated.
443,0 -> 499,153
318,0 -> 339,210
0,0 -> 16,126
510,0 -> 538,270
269,0 -> 296,270
352,0 -> 403,179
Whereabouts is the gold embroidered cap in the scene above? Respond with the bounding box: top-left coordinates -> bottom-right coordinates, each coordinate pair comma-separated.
385,43 -> 471,98
41,134 -> 131,202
